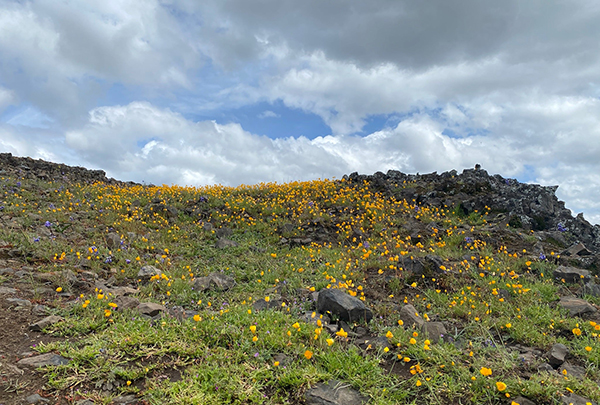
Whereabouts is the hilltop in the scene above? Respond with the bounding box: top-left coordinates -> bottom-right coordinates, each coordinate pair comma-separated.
0,153 -> 599,405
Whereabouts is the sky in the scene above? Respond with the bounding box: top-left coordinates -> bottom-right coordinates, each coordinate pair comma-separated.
1,1 -> 600,224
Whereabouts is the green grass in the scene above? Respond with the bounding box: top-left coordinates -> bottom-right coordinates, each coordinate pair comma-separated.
1,174 -> 599,404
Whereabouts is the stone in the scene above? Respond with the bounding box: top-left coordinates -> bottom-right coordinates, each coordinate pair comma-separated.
560,393 -> 597,405
562,243 -> 593,257
25,393 -> 50,404
581,282 -> 600,297
113,296 -> 140,311
558,296 -> 596,317
111,286 -> 139,296
29,315 -> 63,332
6,297 -> 31,307
106,232 -> 122,249
215,227 -> 233,239
215,238 -> 238,249
554,266 -> 591,283
63,269 -> 88,289
137,302 -> 165,317
546,343 -> 568,367
137,265 -> 161,281
305,380 -> 367,405
32,304 -> 49,316
253,298 -> 283,312
317,288 -> 373,323
0,286 -> 17,294
558,362 -> 586,379
111,395 -> 139,404
399,304 -> 425,328
192,272 -> 236,292
75,400 -> 95,405
17,353 -> 69,368
511,396 -> 537,405
421,322 -> 447,343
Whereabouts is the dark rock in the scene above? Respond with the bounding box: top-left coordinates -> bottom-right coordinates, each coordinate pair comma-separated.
317,289 -> 373,323
305,380 -> 367,405
399,304 -> 425,328
106,233 -> 122,249
113,296 -> 140,311
558,363 -> 586,379
192,272 -> 236,292
554,266 -> 591,283
6,297 -> 31,307
546,343 -> 568,367
560,393 -> 597,405
111,286 -> 139,297
111,395 -> 139,404
421,322 -> 447,343
558,296 -> 597,317
17,353 -> 69,368
32,305 -> 49,316
581,282 -> 600,297
253,298 -> 284,312
562,243 -> 593,257
511,396 -> 537,405
137,265 -> 161,281
25,393 -> 50,404
0,286 -> 17,294
537,363 -> 554,372
75,400 -> 95,405
215,227 -> 233,239
29,315 -> 63,331
272,353 -> 291,367
137,302 -> 165,317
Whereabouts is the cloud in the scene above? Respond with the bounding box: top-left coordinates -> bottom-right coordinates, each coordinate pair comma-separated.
257,110 -> 279,119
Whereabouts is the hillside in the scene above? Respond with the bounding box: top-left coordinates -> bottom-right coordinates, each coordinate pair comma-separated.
1,153 -> 599,405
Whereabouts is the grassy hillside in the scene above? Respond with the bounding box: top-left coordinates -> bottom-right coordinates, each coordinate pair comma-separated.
0,169 -> 599,404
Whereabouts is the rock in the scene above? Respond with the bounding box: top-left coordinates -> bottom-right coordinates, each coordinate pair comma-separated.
24,393 -> 50,404
6,297 -> 31,307
106,232 -> 122,249
137,265 -> 161,281
32,304 -> 49,316
558,296 -> 597,317
29,315 -> 63,331
560,393 -> 597,405
558,362 -> 586,379
137,302 -> 165,317
546,343 -> 568,367
111,286 -> 139,297
215,238 -> 238,249
554,266 -> 591,283
399,304 -> 425,328
537,363 -> 554,372
581,282 -> 600,297
17,353 -> 69,368
421,322 -> 447,343
305,379 -> 367,405
192,272 -> 236,292
113,296 -> 140,311
215,227 -> 233,239
75,400 -> 95,405
317,289 -> 373,323
63,269 -> 88,289
562,243 -> 593,257
253,298 -> 283,312
511,396 -> 537,405
0,286 -> 17,294
111,395 -> 139,404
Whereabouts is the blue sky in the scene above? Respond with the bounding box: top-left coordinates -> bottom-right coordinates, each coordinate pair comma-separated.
1,0 -> 600,224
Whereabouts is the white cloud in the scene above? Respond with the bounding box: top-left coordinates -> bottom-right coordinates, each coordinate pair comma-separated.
257,110 -> 279,119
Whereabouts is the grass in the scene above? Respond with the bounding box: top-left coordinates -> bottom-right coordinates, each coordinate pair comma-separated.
1,174 -> 599,404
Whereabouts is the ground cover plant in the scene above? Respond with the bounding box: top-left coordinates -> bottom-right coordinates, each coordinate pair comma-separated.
0,159 -> 599,404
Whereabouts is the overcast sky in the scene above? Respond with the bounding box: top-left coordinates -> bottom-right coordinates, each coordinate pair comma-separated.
1,1 -> 600,224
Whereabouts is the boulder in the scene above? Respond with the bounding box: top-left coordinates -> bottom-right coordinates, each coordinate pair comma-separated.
137,302 -> 165,317
305,380 -> 367,405
317,289 -> 373,323
421,321 -> 447,343
558,296 -> 596,317
546,343 -> 568,367
399,304 -> 425,328
554,266 -> 591,283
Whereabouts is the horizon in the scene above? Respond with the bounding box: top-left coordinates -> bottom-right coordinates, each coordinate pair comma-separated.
1,1 -> 600,224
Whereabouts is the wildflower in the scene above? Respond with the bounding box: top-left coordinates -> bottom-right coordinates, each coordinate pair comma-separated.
104,309 -> 111,317
505,323 -> 512,328
252,336 -> 258,342
193,314 -> 201,322
585,346 -> 592,352
480,367 -> 492,376
264,296 -> 270,302
385,331 -> 393,339
292,322 -> 300,329
572,328 -> 582,336
127,380 -> 131,386
336,328 -> 348,338
397,319 -> 404,326
250,325 -> 257,333
326,338 -> 334,346
496,381 -> 507,391
409,338 -> 416,345
273,361 -> 280,367
304,350 -> 313,360
56,287 -> 62,293
416,380 -> 422,386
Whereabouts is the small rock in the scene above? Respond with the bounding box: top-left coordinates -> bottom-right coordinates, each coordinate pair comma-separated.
554,266 -> 591,283
537,363 -> 554,372
317,289 -> 373,323
191,272 -> 236,292
75,400 -> 95,405
137,265 -> 161,281
305,379 -> 367,405
558,362 -> 586,379
17,353 -> 69,368
113,296 -> 140,311
560,393 -> 597,405
215,227 -> 233,239
399,304 -> 425,328
0,286 -> 17,294
111,395 -> 139,404
547,343 -> 568,367
29,315 -> 63,332
106,232 -> 122,249
421,322 -> 447,343
511,396 -> 537,405
581,282 -> 600,297
24,393 -> 50,404
6,297 -> 31,307
111,286 -> 139,297
137,302 -> 165,317
558,296 -> 597,317
215,238 -> 238,249
253,298 -> 283,312
561,243 -> 593,257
